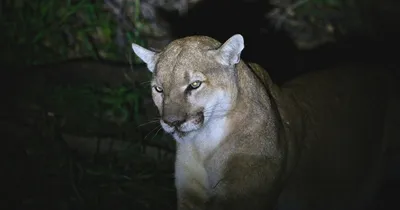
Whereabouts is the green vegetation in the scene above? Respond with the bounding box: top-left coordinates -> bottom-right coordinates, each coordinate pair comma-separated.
0,0 -> 145,67
50,85 -> 142,125
2,0 -> 176,209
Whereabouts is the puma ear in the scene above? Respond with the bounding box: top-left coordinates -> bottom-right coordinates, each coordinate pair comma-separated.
132,43 -> 157,72
216,34 -> 244,66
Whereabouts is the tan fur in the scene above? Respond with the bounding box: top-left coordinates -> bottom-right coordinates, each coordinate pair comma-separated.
132,35 -> 399,210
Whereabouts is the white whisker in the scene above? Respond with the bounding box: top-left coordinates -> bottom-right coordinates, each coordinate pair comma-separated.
137,119 -> 160,128
144,125 -> 161,140
151,126 -> 164,141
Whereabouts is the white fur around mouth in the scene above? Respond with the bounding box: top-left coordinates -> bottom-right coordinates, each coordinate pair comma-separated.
160,120 -> 175,133
159,117 -> 203,135
160,120 -> 186,143
180,118 -> 203,132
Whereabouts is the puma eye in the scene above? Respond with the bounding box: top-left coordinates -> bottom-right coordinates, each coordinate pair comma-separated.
189,80 -> 202,89
153,86 -> 163,93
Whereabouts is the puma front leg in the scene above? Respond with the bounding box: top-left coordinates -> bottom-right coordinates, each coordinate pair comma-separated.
175,143 -> 209,210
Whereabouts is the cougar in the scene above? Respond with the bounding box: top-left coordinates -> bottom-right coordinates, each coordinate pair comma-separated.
132,34 -> 399,210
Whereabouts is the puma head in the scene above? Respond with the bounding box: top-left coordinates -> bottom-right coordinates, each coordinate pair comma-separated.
132,34 -> 245,141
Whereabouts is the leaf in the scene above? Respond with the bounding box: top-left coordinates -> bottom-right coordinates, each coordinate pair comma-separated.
33,31 -> 46,43
87,4 -> 96,23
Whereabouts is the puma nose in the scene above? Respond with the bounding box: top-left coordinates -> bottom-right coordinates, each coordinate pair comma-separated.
163,115 -> 186,127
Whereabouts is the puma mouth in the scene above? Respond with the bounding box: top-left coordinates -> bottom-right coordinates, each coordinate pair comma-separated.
160,112 -> 204,134
180,112 -> 204,132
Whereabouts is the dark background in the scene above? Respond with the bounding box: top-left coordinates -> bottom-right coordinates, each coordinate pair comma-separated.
1,0 -> 399,209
